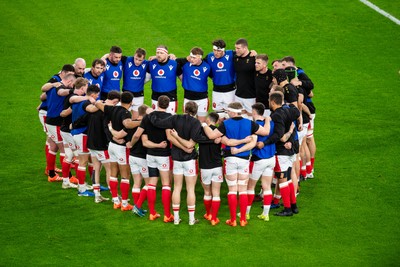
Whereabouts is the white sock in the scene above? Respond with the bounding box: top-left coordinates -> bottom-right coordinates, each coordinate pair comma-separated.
63,177 -> 70,184
263,205 -> 271,216
122,199 -> 128,207
113,197 -> 120,204
246,206 -> 251,214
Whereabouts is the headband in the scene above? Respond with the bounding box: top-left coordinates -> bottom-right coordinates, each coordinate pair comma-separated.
156,47 -> 168,54
213,45 -> 225,51
227,107 -> 242,113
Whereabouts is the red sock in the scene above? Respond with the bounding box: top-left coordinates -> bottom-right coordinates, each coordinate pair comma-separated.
203,195 -> 212,216
272,195 -> 281,205
211,197 -> 221,221
263,191 -> 273,206
227,192 -> 237,221
136,186 -> 148,208
132,188 -> 140,205
59,153 -> 65,169
61,160 -> 71,178
311,157 -> 315,170
77,166 -> 86,185
162,186 -> 171,217
306,162 -> 312,175
46,150 -> 56,173
239,192 -> 248,221
247,191 -> 255,208
280,182 -> 291,208
288,181 -> 296,205
120,179 -> 130,201
147,184 -> 157,215
109,177 -> 119,198
45,144 -> 49,159
88,164 -> 94,177
301,166 -> 307,177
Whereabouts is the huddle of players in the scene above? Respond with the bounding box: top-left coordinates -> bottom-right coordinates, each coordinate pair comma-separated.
37,38 -> 317,227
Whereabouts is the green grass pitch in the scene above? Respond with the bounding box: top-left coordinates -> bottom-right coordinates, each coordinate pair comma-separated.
0,0 -> 399,266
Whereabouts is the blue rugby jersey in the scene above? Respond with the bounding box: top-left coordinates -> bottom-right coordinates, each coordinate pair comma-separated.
206,50 -> 236,91
102,58 -> 122,93
123,57 -> 148,95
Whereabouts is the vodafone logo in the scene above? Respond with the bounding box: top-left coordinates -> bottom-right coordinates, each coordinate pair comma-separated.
142,167 -> 147,172
189,169 -> 194,174
213,102 -> 217,108
162,163 -> 167,168
113,71 -> 119,78
193,69 -> 200,76
217,62 -> 224,69
158,69 -> 164,76
133,70 -> 140,77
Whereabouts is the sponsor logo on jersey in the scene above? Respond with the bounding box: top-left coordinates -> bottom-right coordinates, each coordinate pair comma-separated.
193,69 -> 200,76
217,62 -> 224,69
113,71 -> 119,78
133,70 -> 140,77
158,69 -> 164,76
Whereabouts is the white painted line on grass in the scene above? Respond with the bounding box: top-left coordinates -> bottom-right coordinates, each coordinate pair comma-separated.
360,0 -> 400,25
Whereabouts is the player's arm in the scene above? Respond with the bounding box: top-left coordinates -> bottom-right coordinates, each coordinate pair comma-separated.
169,129 -> 196,149
280,122 -> 295,143
41,81 -> 62,92
254,118 -> 271,136
70,95 -> 89,103
94,100 -> 106,112
166,130 -> 193,153
229,135 -> 257,155
302,103 -> 311,118
141,134 -> 167,149
60,107 -> 72,117
57,88 -> 71,96
262,119 -> 285,147
202,123 -> 223,139
40,93 -> 47,101
123,119 -> 141,129
85,104 -> 99,113
130,127 -> 145,147
101,53 -> 109,64
222,135 -> 253,147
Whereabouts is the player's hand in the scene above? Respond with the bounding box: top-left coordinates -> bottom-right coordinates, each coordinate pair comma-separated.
284,142 -> 292,149
54,82 -> 62,88
169,54 -> 177,60
159,141 -> 168,148
298,124 -> 303,131
170,129 -> 178,138
214,137 -> 222,144
249,50 -> 258,57
126,141 -> 133,149
148,56 -> 156,61
290,78 -> 301,87
183,147 -> 194,154
256,142 -> 264,149
231,147 -> 239,155
89,96 -> 96,104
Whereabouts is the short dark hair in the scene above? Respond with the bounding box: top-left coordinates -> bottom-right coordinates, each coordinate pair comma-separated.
92,58 -> 105,68
158,95 -> 170,109
208,112 -> 219,123
272,85 -> 284,94
121,91 -> 133,104
269,92 -> 283,106
185,101 -> 198,116
282,56 -> 295,65
110,46 -> 122,54
62,64 -> 75,72
87,84 -> 100,95
107,90 -> 121,101
190,47 -> 204,56
138,104 -> 149,116
235,38 -> 248,47
135,48 -> 146,57
212,39 -> 226,49
272,59 -> 282,65
252,102 -> 265,116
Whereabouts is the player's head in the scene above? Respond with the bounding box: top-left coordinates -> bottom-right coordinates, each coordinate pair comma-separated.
87,84 -> 100,99
269,92 -> 284,110
272,69 -> 288,85
189,47 -> 203,66
235,38 -> 249,57
74,58 -> 86,77
212,39 -> 226,58
184,101 -> 198,116
107,90 -> 121,105
270,84 -> 285,95
156,45 -> 169,63
207,112 -> 219,125
109,46 -> 122,64
91,59 -> 105,77
252,102 -> 265,117
74,77 -> 89,89
60,64 -> 75,78
138,104 -> 149,117
227,102 -> 243,117
255,54 -> 269,72
157,95 -> 170,109
63,73 -> 76,89
134,48 -> 146,66
272,59 -> 283,72
281,56 -> 295,68
285,66 -> 297,81
121,91 -> 134,105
